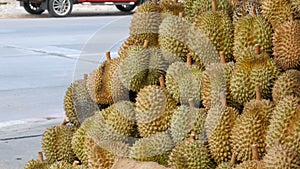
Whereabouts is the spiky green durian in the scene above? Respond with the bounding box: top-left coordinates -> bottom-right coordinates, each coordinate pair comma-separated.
273,19 -> 300,70
261,0 -> 292,29
184,0 -> 196,20
119,45 -> 167,92
206,96 -> 239,164
168,134 -> 215,169
230,51 -> 280,105
42,125 -> 77,163
272,70 -> 300,104
87,140 -> 115,169
194,9 -> 234,62
129,131 -> 174,165
64,78 -> 99,127
216,162 -> 235,169
233,0 -> 262,24
135,84 -> 177,138
170,104 -> 207,144
24,159 -> 50,169
266,96 -> 300,150
110,65 -> 130,102
233,14 -> 273,59
159,14 -> 189,59
165,61 -> 202,105
159,0 -> 184,18
263,142 -> 300,169
231,91 -> 274,162
191,0 -> 232,18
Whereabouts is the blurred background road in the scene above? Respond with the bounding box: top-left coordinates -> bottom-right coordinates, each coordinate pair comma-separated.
0,9 -> 132,168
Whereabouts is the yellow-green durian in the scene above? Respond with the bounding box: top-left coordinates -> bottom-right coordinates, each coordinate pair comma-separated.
87,140 -> 115,169
273,19 -> 300,71
159,0 -> 185,18
263,142 -> 300,169
191,0 -> 232,18
168,134 -> 215,169
272,70 -> 300,104
233,0 -> 262,24
42,125 -> 77,163
24,153 -> 50,169
216,162 -> 235,169
135,84 -> 177,138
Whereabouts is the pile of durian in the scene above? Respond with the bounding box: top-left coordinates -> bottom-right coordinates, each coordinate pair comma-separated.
25,0 -> 300,168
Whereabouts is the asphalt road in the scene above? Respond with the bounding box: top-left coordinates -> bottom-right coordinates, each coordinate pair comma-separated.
0,15 -> 132,168
0,15 -> 132,124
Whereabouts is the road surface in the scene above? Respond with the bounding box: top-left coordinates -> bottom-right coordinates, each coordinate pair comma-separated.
0,15 -> 132,168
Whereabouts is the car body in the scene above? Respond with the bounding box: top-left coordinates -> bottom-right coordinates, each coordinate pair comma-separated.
17,0 -> 145,17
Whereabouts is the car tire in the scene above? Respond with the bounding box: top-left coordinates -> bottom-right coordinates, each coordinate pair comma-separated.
48,0 -> 73,17
115,4 -> 136,12
23,2 -> 45,15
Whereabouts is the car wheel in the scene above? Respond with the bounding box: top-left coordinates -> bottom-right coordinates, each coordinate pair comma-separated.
115,4 -> 136,12
23,2 -> 45,15
48,0 -> 73,17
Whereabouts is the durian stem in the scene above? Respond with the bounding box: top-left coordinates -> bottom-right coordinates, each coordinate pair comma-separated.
106,51 -> 111,61
254,44 -> 261,55
255,85 -> 262,101
230,153 -> 236,164
61,118 -> 69,126
179,12 -> 184,18
186,53 -> 193,67
159,76 -> 166,90
143,40 -> 149,48
38,152 -> 44,162
251,6 -> 256,17
220,91 -> 227,107
188,98 -> 195,108
189,132 -> 196,142
83,74 -> 88,81
72,161 -> 80,167
251,144 -> 259,161
212,0 -> 218,12
219,51 -> 226,64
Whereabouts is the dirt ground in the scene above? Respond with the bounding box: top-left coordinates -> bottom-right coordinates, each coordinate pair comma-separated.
0,0 -> 130,18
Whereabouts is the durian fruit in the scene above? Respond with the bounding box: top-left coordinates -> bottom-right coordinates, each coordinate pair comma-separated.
170,99 -> 207,144
168,133 -> 215,169
261,0 -> 292,29
233,8 -> 273,59
216,161 -> 235,169
41,123 -> 77,163
272,70 -> 300,104
24,152 -> 50,169
71,117 -> 93,165
191,0 -> 232,19
231,87 -> 274,162
135,77 -> 178,138
184,0 -> 197,21
110,65 -> 130,102
234,145 -> 265,169
272,18 -> 300,70
206,92 -> 239,164
292,0 -> 300,18
194,0 -> 234,62
165,55 -> 202,105
129,131 -> 175,165
119,41 -> 167,92
50,161 -> 88,169
159,0 -> 185,18
201,52 -> 239,110
233,0 -> 262,24
64,75 -> 99,127
230,45 -> 280,105
158,12 -> 189,59
265,96 -> 300,151
87,140 -> 115,169
263,142 -> 300,169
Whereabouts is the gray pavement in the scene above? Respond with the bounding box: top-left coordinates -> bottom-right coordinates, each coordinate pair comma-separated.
0,15 -> 132,168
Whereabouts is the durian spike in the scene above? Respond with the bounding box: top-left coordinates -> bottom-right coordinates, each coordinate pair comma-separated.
186,53 -> 193,67
159,76 -> 166,90
38,152 -> 44,162
251,6 -> 257,17
251,144 -> 259,161
230,153 -> 236,164
106,51 -> 111,61
220,91 -> 227,107
254,44 -> 261,55
189,132 -> 196,142
72,161 -> 80,167
179,12 -> 184,18
188,98 -> 195,108
152,0 -> 157,5
255,85 -> 262,101
61,118 -> 69,126
219,51 -> 226,64
83,74 -> 88,80
143,40 -> 149,48
212,0 -> 218,12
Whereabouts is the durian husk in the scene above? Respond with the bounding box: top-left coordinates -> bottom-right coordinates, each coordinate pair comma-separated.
87,140 -> 115,169
159,0 -> 185,18
191,0 -> 232,19
216,162 -> 235,169
233,0 -> 262,24
273,19 -> 300,71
